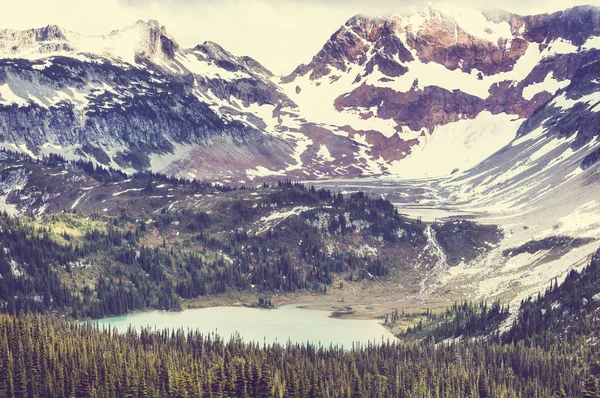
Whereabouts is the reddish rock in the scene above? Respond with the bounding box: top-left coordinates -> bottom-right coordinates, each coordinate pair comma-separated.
340,126 -> 418,162
335,84 -> 484,131
405,20 -> 529,76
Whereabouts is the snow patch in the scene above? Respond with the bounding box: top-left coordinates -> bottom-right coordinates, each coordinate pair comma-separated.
260,206 -> 313,223
246,166 -> 285,180
316,144 -> 335,162
257,206 -> 313,234
178,53 -> 249,81
388,112 -> 522,178
0,83 -> 29,107
522,72 -> 570,101
70,191 -> 88,210
112,188 -> 143,196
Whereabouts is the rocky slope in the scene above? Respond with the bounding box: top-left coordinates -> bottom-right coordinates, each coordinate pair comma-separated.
279,5 -> 600,178
2,6 -> 600,183
0,21 -> 296,181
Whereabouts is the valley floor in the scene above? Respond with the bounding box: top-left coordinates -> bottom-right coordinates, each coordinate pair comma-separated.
180,278 -> 471,335
310,173 -> 600,313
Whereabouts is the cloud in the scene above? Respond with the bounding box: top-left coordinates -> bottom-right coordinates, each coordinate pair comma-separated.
0,0 -> 599,75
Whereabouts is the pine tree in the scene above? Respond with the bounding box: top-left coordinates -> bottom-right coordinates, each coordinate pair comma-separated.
351,363 -> 364,398
257,362 -> 274,398
581,374 -> 600,398
13,344 -> 27,398
234,359 -> 248,398
552,375 -> 568,398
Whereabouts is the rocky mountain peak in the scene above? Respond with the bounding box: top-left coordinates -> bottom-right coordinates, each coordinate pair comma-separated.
0,20 -> 179,64
194,41 -> 232,60
0,24 -> 71,56
142,19 -> 161,28
285,5 -> 526,82
127,19 -> 179,61
240,55 -> 274,78
190,41 -> 273,78
35,24 -> 68,41
132,19 -> 170,37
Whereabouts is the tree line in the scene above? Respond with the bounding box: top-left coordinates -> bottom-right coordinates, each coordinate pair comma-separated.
0,313 -> 598,397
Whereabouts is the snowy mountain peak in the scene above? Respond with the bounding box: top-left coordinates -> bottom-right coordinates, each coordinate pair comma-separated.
194,41 -> 232,59
0,24 -> 72,57
130,19 -> 172,38
0,20 -> 179,66
135,19 -> 161,29
101,19 -> 178,62
1,6 -> 600,185
286,4 -> 600,84
0,24 -> 68,42
188,40 -> 274,79
33,24 -> 68,41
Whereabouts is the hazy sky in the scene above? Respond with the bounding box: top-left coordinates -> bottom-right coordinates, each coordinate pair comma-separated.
0,0 -> 599,75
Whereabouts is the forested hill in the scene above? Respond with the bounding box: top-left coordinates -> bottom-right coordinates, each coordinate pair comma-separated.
503,248 -> 600,345
3,242 -> 600,397
0,151 -> 502,319
400,247 -> 600,351
0,311 -> 599,398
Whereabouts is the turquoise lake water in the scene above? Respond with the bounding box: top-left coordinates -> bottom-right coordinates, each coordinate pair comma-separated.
92,304 -> 394,348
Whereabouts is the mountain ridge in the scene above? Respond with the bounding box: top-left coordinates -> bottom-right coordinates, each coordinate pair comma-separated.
0,6 -> 600,182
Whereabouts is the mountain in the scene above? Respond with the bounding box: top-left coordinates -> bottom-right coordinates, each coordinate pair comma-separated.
0,6 -> 599,307
0,6 -> 600,182
411,49 -> 600,307
280,5 -> 600,178
0,20 -> 295,182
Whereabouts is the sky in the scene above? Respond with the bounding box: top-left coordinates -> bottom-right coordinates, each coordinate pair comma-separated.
0,0 -> 599,75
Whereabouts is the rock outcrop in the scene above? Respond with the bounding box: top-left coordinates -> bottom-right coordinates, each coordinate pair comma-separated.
1,6 -> 600,181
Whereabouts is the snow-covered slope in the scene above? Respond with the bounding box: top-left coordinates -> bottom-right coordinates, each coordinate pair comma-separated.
0,20 -> 299,179
1,6 -> 600,182
0,20 -> 178,66
277,5 -> 600,179
404,57 -> 600,307
303,46 -> 600,308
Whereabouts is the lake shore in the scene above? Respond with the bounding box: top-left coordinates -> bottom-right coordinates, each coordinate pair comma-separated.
181,279 -> 458,335
93,303 -> 398,347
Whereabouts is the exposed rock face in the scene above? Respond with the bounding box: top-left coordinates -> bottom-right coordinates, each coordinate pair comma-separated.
339,126 -> 417,162
335,84 -> 485,131
0,57 -> 258,171
405,12 -> 528,76
2,6 -> 600,181
522,6 -> 600,45
0,25 -> 71,55
0,21 -> 294,179
516,57 -> 600,160
331,41 -> 600,133
134,20 -> 179,61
